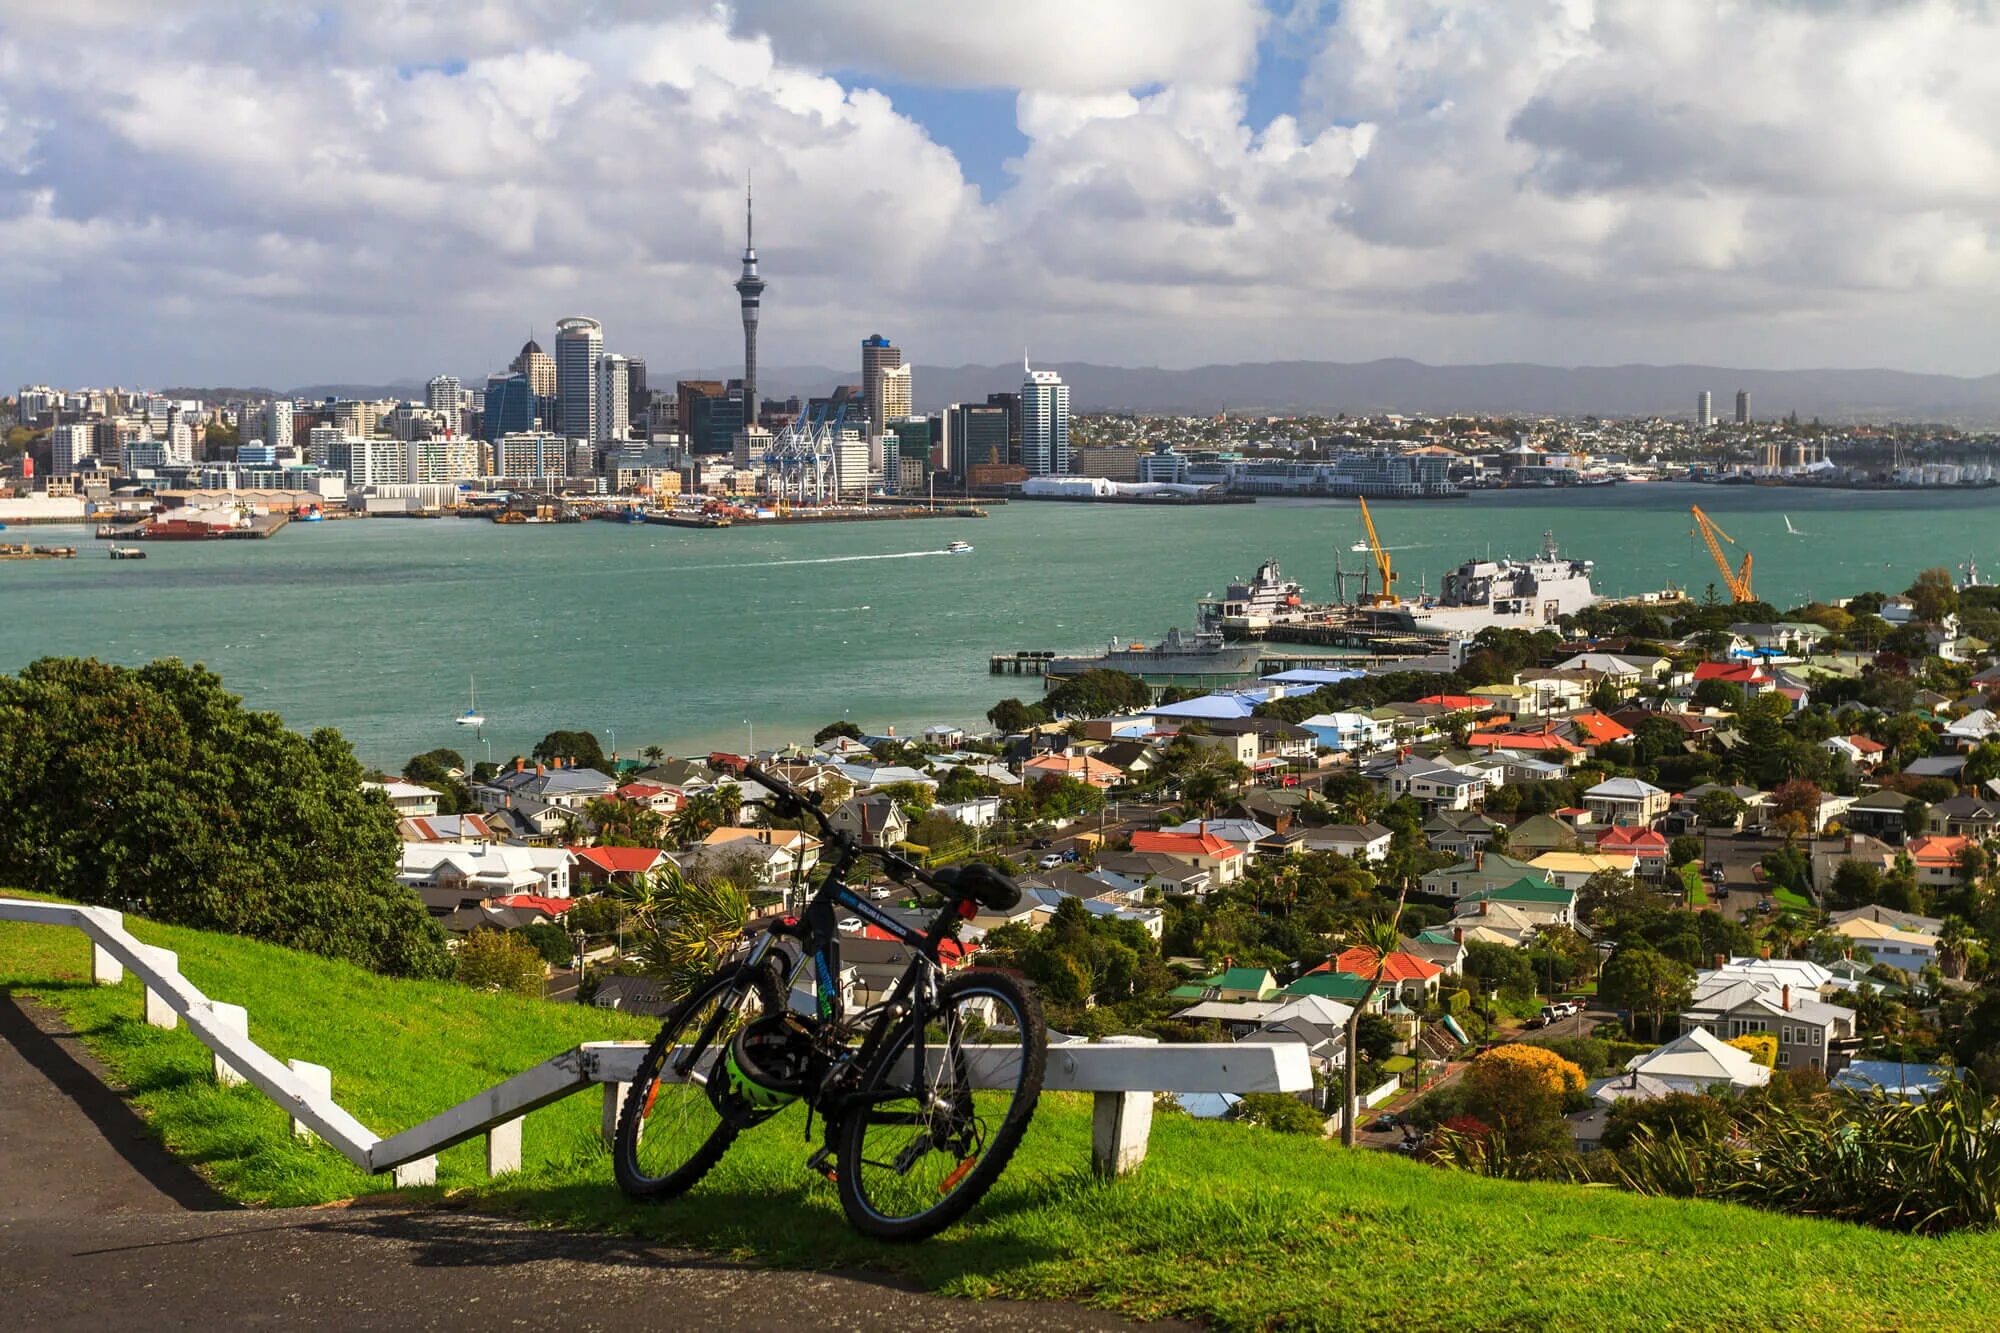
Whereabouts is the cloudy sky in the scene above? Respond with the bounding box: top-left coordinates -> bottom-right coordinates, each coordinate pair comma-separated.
5,0 -> 1999,387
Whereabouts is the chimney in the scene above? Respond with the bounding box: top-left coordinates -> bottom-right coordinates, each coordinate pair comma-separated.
1714,953 -> 1725,970
1479,898 -> 1489,916
1782,983 -> 1791,1012
536,762 -> 545,777
515,757 -> 524,773
1453,926 -> 1464,943
1474,849 -> 1484,870
1760,944 -> 1771,960
504,794 -> 512,809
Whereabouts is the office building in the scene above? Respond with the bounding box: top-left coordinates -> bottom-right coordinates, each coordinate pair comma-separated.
626,358 -> 649,427
948,403 -> 1010,473
687,387 -> 744,456
884,417 -> 935,492
406,436 -> 481,485
598,353 -> 630,444
1735,389 -> 1751,425
879,363 -> 912,424
333,399 -> 377,438
985,391 -> 1022,465
1696,391 -> 1713,430
324,436 -> 407,487
554,316 -> 602,442
1021,359 -> 1070,476
861,334 -> 901,436
50,423 -> 92,476
265,399 -> 293,453
495,431 -> 569,483
832,429 -> 875,501
511,337 -> 556,398
483,373 -> 537,440
734,183 -> 764,419
236,441 -> 278,467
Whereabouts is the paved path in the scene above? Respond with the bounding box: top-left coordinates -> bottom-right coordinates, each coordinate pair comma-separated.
0,994 -> 1163,1331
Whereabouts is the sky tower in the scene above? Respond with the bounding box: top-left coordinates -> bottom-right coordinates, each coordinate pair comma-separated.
734,178 -> 765,423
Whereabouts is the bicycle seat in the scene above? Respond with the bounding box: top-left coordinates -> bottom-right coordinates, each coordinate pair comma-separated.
933,863 -> 1021,913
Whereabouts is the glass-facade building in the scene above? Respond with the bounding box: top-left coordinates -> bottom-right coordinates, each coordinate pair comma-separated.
483,373 -> 536,441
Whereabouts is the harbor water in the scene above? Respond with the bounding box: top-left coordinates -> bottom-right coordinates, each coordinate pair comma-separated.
15,483 -> 1998,766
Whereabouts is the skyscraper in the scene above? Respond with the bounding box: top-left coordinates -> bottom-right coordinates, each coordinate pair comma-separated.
1022,358 -> 1070,476
483,373 -> 536,441
861,334 -> 902,436
598,353 -> 630,443
426,375 -> 460,411
554,316 -> 602,442
879,363 -> 912,424
1696,390 -> 1713,431
264,398 -> 293,453
734,182 -> 765,423
1735,389 -> 1750,425
511,336 -> 556,398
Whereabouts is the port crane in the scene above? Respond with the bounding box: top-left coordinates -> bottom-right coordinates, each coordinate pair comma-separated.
1357,497 -> 1400,605
1690,505 -> 1754,603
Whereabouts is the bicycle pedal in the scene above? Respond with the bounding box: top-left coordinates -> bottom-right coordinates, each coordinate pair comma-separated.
806,1147 -> 839,1182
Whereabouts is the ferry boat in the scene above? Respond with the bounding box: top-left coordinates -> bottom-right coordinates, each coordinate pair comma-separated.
1197,559 -> 1317,634
1048,626 -> 1263,679
1378,530 -> 1598,633
108,546 -> 147,560
944,540 -> 974,555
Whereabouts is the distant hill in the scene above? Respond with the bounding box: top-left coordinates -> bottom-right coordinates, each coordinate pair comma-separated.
713,359 -> 2000,424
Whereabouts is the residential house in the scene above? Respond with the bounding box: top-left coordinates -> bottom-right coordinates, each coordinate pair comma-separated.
698,826 -> 821,883
1903,754 -> 1968,783
1927,795 -> 2000,840
1169,966 -> 1280,1003
937,795 -> 1004,829
1318,947 -> 1443,1005
477,760 -> 619,812
1300,822 -> 1394,863
1130,828 -> 1245,885
1907,835 -> 1975,888
829,794 -> 911,846
1597,824 -> 1669,877
1090,851 -> 1213,898
591,975 -> 669,1018
1505,813 -> 1583,856
1621,1028 -> 1772,1094
1560,710 -> 1635,751
1298,711 -> 1389,753
1021,751 -> 1124,789
1840,788 -> 1920,840
1469,682 -> 1536,717
399,842 -> 575,906
397,813 -> 496,844
1691,660 -> 1773,692
1420,850 -> 1545,902
1555,652 -> 1671,687
363,780 -> 441,817
1945,709 -> 2000,748
1512,669 -> 1597,713
1206,716 -> 1320,764
1277,969 -> 1394,1013
569,844 -> 667,888
1529,850 -> 1637,891
1454,875 -> 1578,930
1092,740 -> 1160,781
1465,724 -> 1585,765
1380,758 -> 1488,811
1821,734 -> 1888,772
1727,622 -> 1830,656
1583,776 -> 1670,827
1612,708 -> 1716,752
1829,903 -> 1943,934
1831,915 -> 1939,973
840,932 -> 977,1009
1162,818 -> 1274,862
1423,809 -> 1501,858
1404,928 -> 1468,974
1182,729 -> 1259,768
1681,960 -> 1856,1073
1670,782 -> 1766,833
613,781 -> 682,813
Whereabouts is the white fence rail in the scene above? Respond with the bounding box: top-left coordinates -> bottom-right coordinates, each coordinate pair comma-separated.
1,898 -> 1311,1182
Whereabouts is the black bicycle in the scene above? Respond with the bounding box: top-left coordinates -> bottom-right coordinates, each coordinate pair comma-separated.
611,762 -> 1046,1241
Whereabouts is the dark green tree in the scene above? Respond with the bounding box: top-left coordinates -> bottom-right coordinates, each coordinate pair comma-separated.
532,729 -> 607,772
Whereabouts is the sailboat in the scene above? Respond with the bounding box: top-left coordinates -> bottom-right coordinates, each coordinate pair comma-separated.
1784,515 -> 1807,536
455,676 -> 485,727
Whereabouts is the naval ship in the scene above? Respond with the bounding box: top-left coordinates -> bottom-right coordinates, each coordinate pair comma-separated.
1376,530 -> 1598,633
1047,626 -> 1264,678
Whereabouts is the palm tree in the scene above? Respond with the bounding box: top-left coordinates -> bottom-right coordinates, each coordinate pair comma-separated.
639,744 -> 666,767
614,862 -> 751,1002
1341,886 -> 1408,1148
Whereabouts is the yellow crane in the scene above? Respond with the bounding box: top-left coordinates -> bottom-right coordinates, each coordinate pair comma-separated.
1690,505 -> 1754,603
1357,496 -> 1399,605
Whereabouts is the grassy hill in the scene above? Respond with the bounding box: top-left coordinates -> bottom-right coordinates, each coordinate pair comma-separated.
5,903 -> 2000,1331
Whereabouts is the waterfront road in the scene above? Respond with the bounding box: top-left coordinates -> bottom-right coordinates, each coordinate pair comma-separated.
0,994 -> 1167,1331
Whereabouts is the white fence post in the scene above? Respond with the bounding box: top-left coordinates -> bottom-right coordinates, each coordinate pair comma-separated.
392,1156 -> 438,1188
1090,1035 -> 1158,1179
487,1117 -> 523,1177
602,1083 -> 631,1146
206,1002 -> 248,1087
91,934 -> 124,986
288,1059 -> 331,1142
141,947 -> 179,1029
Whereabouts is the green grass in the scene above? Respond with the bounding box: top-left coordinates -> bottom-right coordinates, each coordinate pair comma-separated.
1773,886 -> 1813,911
1379,1055 -> 1415,1075
1682,863 -> 1709,907
8,902 -> 2000,1331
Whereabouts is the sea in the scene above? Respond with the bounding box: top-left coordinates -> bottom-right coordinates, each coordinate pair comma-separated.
13,483 -> 1996,768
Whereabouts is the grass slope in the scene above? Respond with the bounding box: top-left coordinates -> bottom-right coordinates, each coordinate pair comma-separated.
6,905 -> 2000,1332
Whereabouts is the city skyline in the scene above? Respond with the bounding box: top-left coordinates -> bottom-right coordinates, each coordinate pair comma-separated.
6,2 -> 2000,385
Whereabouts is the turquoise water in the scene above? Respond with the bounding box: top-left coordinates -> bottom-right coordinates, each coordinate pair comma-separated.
13,483 -> 1997,766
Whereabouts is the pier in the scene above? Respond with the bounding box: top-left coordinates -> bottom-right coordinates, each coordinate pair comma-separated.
990,646 -> 1438,679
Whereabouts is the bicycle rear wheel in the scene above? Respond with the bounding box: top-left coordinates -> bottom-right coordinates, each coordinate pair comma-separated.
613,961 -> 783,1200
834,968 -> 1045,1241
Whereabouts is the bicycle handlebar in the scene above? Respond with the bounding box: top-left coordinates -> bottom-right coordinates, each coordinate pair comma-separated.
740,761 -> 932,888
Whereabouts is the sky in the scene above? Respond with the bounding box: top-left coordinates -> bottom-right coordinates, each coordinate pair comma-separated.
4,0 -> 2000,388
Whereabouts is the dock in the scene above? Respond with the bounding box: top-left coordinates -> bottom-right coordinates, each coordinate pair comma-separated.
0,543 -> 77,560
990,646 -> 1438,679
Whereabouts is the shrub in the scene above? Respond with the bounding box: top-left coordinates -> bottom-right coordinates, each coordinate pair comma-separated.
1463,1045 -> 1588,1150
1728,1033 -> 1777,1067
455,930 -> 547,997
1238,1093 -> 1325,1135
1528,1035 -> 1612,1076
1602,1092 -> 1731,1152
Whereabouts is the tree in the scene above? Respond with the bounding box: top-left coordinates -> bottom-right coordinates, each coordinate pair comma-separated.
639,744 -> 666,766
1461,1045 -> 1586,1150
0,656 -> 449,978
533,729 -> 607,772
614,862 -> 750,1001
1341,894 -> 1406,1148
1908,567 -> 1960,624
455,930 -> 546,996
402,747 -> 472,814
1237,1093 -> 1324,1135
1043,669 -> 1152,718
1669,835 -> 1703,868
1599,945 -> 1694,1038
585,795 -> 666,848
518,921 -> 576,966
1577,870 -> 1650,929
1769,778 -> 1825,842
1727,1032 -> 1777,1067
987,698 -> 1041,733
1463,940 -> 1537,997
1695,788 -> 1747,829
814,719 -> 863,745
1692,678 -> 1746,712
1600,1090 -> 1729,1152
565,895 -> 625,938
1354,1012 -> 1397,1064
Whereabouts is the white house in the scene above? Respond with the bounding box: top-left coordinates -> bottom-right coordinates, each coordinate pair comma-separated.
937,796 -> 1004,829
399,842 -> 574,901
1299,712 -> 1389,753
1583,777 -> 1669,827
1300,822 -> 1394,863
363,780 -> 441,817
1623,1028 -> 1772,1094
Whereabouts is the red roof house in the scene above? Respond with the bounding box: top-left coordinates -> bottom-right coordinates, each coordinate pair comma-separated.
569,845 -> 667,885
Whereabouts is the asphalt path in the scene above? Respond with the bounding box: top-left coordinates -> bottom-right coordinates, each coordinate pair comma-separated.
0,993 -> 1169,1332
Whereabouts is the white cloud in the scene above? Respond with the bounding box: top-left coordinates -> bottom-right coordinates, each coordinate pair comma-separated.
3,0 -> 2000,385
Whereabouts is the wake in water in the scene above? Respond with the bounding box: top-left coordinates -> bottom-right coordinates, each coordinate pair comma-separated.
675,550 -> 952,573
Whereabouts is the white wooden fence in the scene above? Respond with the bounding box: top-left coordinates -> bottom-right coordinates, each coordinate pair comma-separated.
0,898 -> 1311,1184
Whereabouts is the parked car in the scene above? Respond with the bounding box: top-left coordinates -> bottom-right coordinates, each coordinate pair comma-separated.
1756,898 -> 1774,914
1037,852 -> 1065,870
1367,1112 -> 1401,1132
837,917 -> 864,934
1030,838 -> 1053,850
1060,849 -> 1080,863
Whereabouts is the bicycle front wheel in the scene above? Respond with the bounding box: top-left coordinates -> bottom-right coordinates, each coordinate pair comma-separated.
613,961 -> 783,1201
834,968 -> 1045,1241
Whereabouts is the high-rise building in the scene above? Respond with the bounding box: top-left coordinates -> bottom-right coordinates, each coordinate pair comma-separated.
1735,389 -> 1750,425
554,316 -> 602,442
265,399 -> 293,453
734,183 -> 764,420
333,399 -> 376,438
325,436 -> 406,487
861,334 -> 902,436
511,337 -> 556,398
1021,358 -> 1070,475
495,431 -> 569,483
598,353 -> 630,444
626,358 -> 649,429
405,436 -> 481,485
985,391 -> 1022,466
50,423 -> 92,476
1695,391 -> 1713,431
483,373 -> 537,440
426,375 -> 460,412
948,403 -> 1010,474
879,363 -> 912,425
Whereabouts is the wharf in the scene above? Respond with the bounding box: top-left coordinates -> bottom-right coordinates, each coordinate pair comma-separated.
990,646 -> 1436,679
97,512 -> 291,541
0,544 -> 77,560
1014,493 -> 1255,506
759,505 -> 985,524
643,511 -> 731,529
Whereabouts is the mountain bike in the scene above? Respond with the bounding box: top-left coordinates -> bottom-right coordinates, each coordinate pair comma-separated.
611,762 -> 1046,1241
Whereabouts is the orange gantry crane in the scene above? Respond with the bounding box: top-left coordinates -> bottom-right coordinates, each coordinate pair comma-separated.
1357,496 -> 1400,605
1690,504 -> 1754,603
